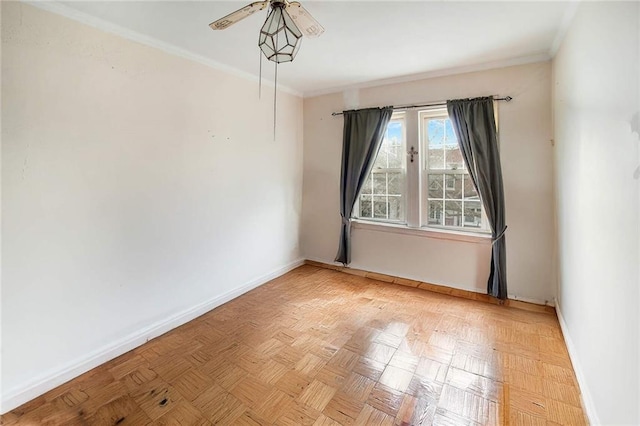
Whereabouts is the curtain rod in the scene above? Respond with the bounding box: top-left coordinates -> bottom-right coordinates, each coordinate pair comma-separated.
331,96 -> 513,116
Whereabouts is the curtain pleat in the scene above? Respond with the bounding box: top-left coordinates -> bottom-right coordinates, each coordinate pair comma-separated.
447,97 -> 508,299
335,107 -> 393,265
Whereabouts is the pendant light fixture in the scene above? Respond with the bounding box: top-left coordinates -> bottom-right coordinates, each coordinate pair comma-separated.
257,1 -> 302,138
259,1 -> 302,63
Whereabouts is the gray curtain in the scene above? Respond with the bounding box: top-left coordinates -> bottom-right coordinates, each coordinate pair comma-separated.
447,97 -> 508,299
335,107 -> 393,264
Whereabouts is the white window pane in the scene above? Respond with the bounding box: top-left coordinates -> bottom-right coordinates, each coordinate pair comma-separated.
361,175 -> 373,195
387,144 -> 403,169
428,148 -> 445,170
428,174 -> 444,199
356,115 -> 405,222
443,118 -> 464,171
444,200 -> 462,227
445,119 -> 456,144
445,145 -> 465,171
373,173 -> 387,195
388,197 -> 403,221
443,119 -> 456,145
428,119 -> 444,147
373,197 -> 388,219
428,200 -> 443,225
427,118 -> 445,170
360,195 -> 372,218
445,175 -> 463,200
463,175 -> 479,200
387,121 -> 403,143
464,201 -> 483,228
373,149 -> 387,169
374,120 -> 404,170
388,172 -> 403,195
373,143 -> 389,169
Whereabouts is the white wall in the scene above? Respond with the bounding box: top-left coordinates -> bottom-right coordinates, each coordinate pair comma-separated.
552,2 -> 639,424
1,2 -> 303,412
302,62 -> 555,304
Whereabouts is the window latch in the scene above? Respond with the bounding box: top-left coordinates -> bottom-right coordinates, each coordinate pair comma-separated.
408,146 -> 418,163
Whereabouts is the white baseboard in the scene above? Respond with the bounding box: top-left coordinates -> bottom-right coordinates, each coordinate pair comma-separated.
305,256 -> 553,307
507,294 -> 555,307
0,258 -> 305,414
555,298 -> 600,425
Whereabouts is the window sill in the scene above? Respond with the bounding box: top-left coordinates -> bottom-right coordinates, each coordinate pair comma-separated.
351,219 -> 492,244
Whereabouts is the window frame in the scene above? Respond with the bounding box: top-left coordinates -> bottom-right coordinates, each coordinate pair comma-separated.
354,112 -> 407,224
419,108 -> 490,233
353,107 -> 492,239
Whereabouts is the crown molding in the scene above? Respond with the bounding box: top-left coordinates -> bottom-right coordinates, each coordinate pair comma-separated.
303,53 -> 551,99
22,0 -> 303,97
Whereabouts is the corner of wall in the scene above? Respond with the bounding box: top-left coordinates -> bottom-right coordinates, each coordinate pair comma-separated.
554,298 -> 600,425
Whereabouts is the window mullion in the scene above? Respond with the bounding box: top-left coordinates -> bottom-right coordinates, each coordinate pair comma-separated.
461,173 -> 465,228
385,172 -> 389,220
405,110 -> 420,227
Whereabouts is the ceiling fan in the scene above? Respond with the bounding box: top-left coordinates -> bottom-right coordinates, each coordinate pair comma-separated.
209,1 -> 323,138
209,0 -> 325,64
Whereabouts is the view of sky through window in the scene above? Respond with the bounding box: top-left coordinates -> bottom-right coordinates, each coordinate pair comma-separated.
387,121 -> 402,142
427,118 -> 457,148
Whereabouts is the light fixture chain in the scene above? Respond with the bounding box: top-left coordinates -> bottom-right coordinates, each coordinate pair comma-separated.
259,49 -> 263,99
272,4 -> 281,141
274,60 -> 278,141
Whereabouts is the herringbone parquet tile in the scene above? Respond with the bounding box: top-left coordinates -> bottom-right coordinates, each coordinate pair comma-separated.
1,265 -> 587,425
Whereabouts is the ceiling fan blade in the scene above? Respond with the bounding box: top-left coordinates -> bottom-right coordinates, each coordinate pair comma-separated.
286,2 -> 325,38
209,1 -> 269,30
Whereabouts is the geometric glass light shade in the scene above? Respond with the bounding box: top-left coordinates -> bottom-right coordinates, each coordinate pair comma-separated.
258,2 -> 302,63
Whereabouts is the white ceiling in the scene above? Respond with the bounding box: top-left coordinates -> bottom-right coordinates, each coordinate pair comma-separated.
53,1 -> 572,96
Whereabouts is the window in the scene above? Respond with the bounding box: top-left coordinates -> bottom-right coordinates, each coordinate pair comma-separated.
421,109 -> 485,231
355,108 -> 488,234
357,113 -> 406,222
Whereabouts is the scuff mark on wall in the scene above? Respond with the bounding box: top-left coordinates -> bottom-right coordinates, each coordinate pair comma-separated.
22,142 -> 30,181
631,111 -> 639,180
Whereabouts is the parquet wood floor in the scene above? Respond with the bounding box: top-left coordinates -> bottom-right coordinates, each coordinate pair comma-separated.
1,265 -> 588,425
